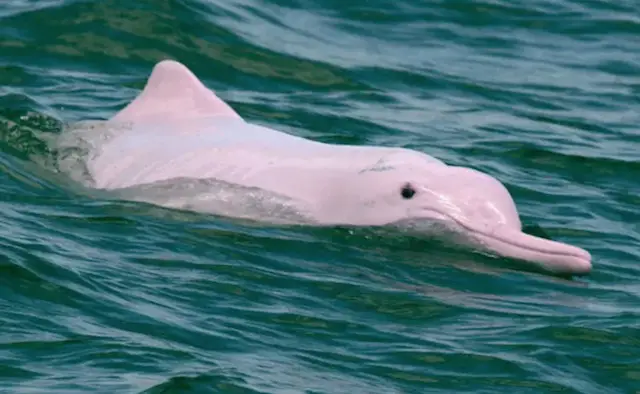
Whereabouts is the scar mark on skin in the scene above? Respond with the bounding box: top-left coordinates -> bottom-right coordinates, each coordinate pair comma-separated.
359,157 -> 395,174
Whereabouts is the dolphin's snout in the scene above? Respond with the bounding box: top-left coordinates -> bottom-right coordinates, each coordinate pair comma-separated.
435,167 -> 591,275
475,227 -> 592,275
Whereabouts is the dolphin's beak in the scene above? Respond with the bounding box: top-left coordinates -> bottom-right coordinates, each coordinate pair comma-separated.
472,228 -> 592,276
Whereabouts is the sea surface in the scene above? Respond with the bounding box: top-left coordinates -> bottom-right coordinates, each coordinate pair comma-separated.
1,0 -> 639,393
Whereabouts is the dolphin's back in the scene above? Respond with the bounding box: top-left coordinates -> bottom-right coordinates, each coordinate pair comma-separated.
84,117 -> 445,190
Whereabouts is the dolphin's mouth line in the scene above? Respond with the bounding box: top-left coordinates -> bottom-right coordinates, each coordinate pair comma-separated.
417,208 -> 589,262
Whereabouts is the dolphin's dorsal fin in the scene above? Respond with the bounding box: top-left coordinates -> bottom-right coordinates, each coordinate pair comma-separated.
111,60 -> 241,123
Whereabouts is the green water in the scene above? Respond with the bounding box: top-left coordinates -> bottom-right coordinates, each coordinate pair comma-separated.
1,0 -> 639,393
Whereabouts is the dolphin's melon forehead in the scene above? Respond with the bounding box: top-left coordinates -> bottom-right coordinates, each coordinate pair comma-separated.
440,166 -> 522,227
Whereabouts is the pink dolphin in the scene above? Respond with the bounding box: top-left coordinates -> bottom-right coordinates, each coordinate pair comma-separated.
70,60 -> 591,275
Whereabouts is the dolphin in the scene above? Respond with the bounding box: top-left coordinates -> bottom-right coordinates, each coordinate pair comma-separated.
56,60 -> 591,276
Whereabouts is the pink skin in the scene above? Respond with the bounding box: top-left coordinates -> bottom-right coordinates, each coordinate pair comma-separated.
83,60 -> 591,275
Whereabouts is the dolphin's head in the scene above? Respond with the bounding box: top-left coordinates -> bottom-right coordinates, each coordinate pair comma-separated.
319,151 -> 591,276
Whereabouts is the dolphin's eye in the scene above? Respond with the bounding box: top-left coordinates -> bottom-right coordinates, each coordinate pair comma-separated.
400,183 -> 416,199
